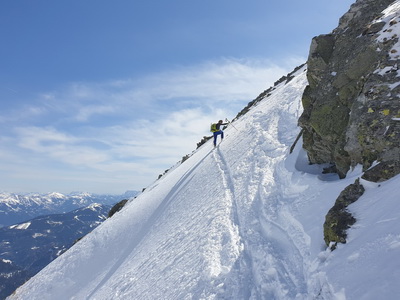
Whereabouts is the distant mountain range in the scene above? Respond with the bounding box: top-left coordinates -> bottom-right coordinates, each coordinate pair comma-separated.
0,191 -> 137,227
0,203 -> 113,300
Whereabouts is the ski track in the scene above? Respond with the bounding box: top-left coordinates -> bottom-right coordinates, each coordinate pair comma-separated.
88,144 -> 246,300
208,70 -> 315,299
212,147 -> 255,299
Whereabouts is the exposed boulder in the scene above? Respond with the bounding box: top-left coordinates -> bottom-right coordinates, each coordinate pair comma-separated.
108,199 -> 129,218
323,178 -> 365,249
299,0 -> 400,181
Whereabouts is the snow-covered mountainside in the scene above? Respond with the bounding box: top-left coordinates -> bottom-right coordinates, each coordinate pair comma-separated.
0,203 -> 111,299
0,191 -> 137,227
9,64 -> 400,299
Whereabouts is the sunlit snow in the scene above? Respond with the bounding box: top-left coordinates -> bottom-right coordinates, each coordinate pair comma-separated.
9,66 -> 400,300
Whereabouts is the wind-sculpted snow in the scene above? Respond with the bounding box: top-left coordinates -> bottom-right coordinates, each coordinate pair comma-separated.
9,66 -> 400,300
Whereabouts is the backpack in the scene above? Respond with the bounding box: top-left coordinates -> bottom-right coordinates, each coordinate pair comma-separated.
210,123 -> 218,132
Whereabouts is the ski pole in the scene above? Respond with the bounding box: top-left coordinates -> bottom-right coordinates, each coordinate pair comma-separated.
225,118 -> 238,131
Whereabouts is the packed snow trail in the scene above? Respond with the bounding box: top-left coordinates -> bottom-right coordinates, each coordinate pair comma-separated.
209,69 -> 313,299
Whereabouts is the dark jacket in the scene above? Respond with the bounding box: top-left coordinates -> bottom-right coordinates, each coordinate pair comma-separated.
216,122 -> 228,130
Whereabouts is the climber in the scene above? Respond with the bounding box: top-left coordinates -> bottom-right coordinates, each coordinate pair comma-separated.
210,120 -> 228,147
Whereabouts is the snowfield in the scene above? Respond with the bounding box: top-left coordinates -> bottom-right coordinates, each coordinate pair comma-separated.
9,66 -> 400,300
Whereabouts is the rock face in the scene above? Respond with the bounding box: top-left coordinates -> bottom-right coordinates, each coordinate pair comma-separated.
108,199 -> 129,218
299,0 -> 400,179
362,160 -> 400,181
323,178 -> 365,249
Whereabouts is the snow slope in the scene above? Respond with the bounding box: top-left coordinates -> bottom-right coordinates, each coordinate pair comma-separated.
9,66 -> 400,300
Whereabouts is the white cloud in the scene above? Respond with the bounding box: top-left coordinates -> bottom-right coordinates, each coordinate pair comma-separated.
32,57 -> 304,122
113,57 -> 301,104
14,126 -> 109,166
74,105 -> 116,122
1,56 -> 305,193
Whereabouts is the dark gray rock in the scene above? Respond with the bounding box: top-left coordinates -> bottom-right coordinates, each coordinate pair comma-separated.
299,0 -> 400,180
323,178 -> 365,249
362,160 -> 400,182
108,199 -> 129,218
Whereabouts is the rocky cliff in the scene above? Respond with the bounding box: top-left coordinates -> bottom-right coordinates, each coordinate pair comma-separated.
299,0 -> 400,248
299,0 -> 400,180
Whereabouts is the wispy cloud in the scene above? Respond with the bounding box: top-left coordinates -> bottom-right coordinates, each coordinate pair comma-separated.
109,57 -> 302,104
1,57 -> 305,193
14,126 -> 109,165
32,57 -> 304,122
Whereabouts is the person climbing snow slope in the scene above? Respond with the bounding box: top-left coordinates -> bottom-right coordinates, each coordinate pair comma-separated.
210,120 -> 228,147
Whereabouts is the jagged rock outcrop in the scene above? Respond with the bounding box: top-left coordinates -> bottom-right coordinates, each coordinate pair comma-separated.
299,0 -> 400,180
108,199 -> 129,218
323,178 -> 365,249
362,159 -> 400,182
299,0 -> 400,250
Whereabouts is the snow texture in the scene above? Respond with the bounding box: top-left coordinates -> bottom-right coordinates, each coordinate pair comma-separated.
9,66 -> 400,300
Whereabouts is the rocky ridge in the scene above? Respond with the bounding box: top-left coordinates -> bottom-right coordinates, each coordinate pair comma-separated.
299,0 -> 400,178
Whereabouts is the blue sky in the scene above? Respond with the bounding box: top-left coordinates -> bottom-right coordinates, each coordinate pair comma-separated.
0,0 -> 354,194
